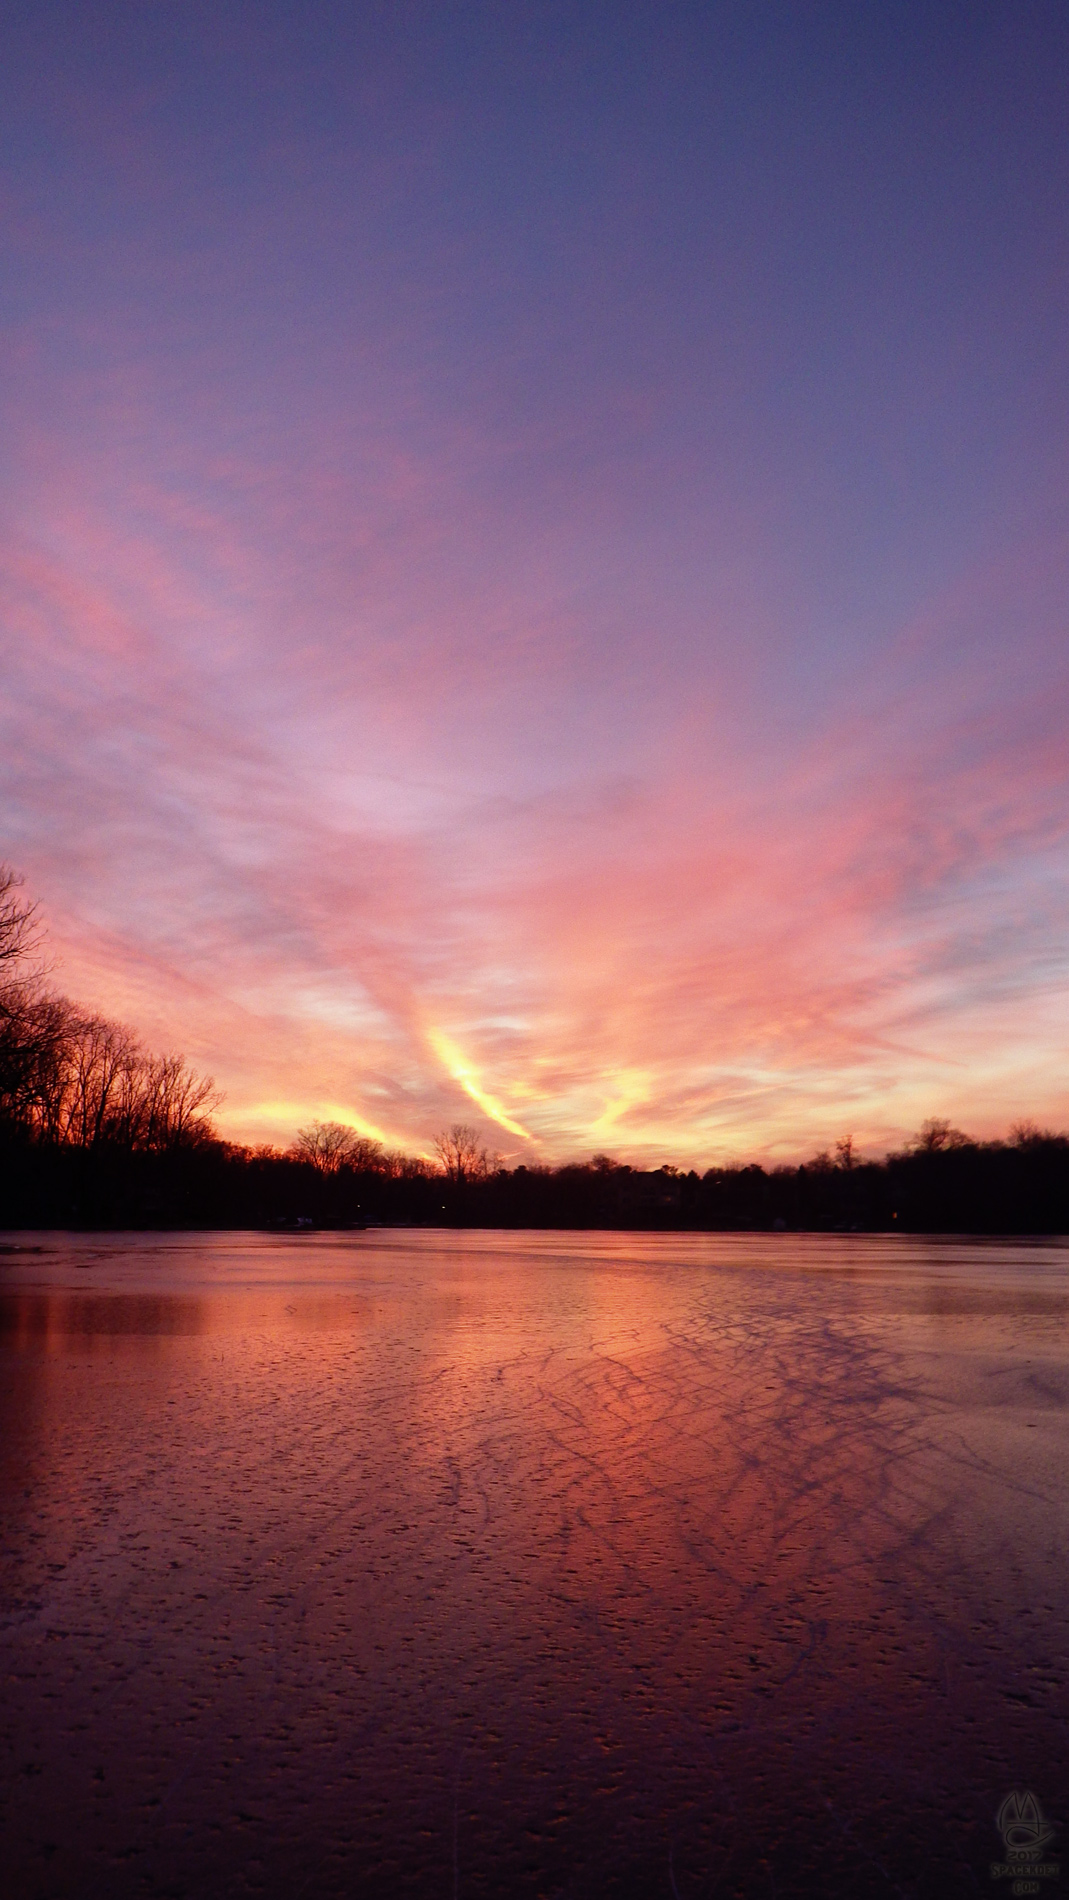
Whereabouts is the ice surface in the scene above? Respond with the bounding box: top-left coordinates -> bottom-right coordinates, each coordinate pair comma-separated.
1,1230 -> 1066,1896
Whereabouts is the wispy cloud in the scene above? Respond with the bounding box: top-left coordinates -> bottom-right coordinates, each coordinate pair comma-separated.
3,5 -> 1068,1158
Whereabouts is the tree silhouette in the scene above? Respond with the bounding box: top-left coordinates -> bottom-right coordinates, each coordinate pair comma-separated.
0,864 -> 218,1149
0,865 -> 40,969
433,1123 -> 496,1186
913,1117 -> 969,1152
293,1119 -> 383,1175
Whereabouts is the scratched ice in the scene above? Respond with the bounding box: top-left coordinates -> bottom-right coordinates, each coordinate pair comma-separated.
1,1230 -> 1067,1897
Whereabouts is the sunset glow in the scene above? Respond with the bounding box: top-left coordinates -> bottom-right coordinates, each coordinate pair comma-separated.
2,4 -> 1067,1161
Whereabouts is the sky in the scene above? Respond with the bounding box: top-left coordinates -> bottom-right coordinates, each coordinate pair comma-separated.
2,0 -> 1068,1164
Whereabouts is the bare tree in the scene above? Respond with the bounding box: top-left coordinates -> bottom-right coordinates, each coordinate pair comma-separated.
834,1135 -> 856,1170
0,867 -> 51,1127
913,1117 -> 970,1153
0,866 -> 40,970
0,985 -> 73,1128
0,980 -> 219,1150
382,1149 -> 435,1180
1010,1119 -> 1052,1147
348,1135 -> 386,1172
109,1040 -> 153,1149
141,1053 -> 220,1149
62,1013 -> 143,1148
433,1123 -> 496,1186
292,1119 -> 378,1175
0,867 -> 220,1150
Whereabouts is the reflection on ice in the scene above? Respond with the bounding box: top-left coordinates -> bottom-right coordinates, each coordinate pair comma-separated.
1,1230 -> 1066,1897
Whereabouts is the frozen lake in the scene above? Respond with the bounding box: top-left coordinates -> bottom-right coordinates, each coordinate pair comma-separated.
1,1229 -> 1066,1897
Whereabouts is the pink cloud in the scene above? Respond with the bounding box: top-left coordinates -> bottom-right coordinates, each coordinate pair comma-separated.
2,235 -> 1068,1166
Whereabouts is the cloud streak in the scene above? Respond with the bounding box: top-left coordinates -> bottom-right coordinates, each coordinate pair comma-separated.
2,4 -> 1068,1159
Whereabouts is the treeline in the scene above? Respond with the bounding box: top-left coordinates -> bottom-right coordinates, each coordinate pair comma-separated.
0,870 -> 217,1152
1,866 -> 1068,1233
0,866 -> 220,1225
4,1114 -> 1069,1233
271,1119 -> 1069,1235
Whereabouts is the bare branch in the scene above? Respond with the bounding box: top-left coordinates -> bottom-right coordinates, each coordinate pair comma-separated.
433,1123 -> 495,1186
0,865 -> 40,969
292,1120 -> 381,1175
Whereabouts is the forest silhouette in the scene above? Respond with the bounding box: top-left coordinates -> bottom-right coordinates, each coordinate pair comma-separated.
2,866 -> 1067,1234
